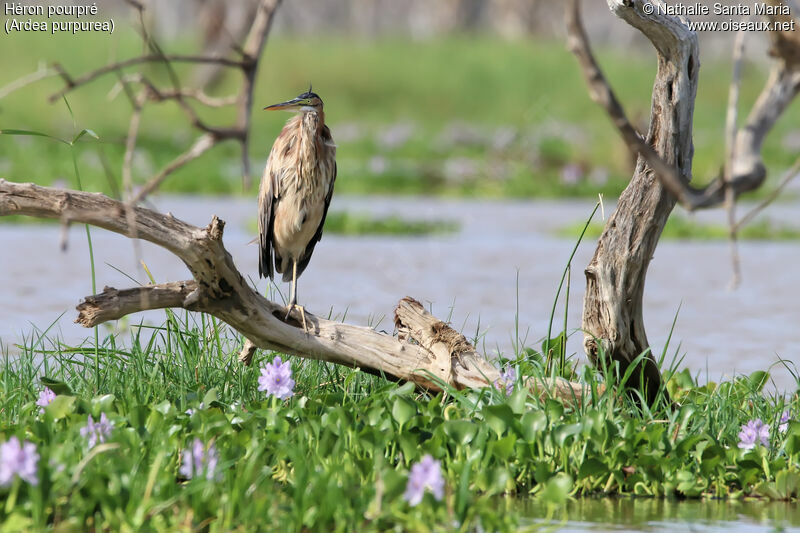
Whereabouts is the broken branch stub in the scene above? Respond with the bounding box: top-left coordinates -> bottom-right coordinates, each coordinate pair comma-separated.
0,179 -> 596,406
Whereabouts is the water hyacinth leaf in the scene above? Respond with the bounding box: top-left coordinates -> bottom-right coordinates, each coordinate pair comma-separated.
202,388 -> 219,407
553,423 -> 582,447
578,458 -> 607,479
785,434 -> 800,456
538,473 -> 573,504
391,397 -> 417,426
90,394 -> 116,413
39,377 -> 72,396
544,399 -> 564,421
580,409 -> 604,438
487,466 -> 511,494
508,388 -> 527,415
443,420 -> 478,446
483,404 -> 516,438
0,513 -> 34,532
389,382 -> 415,397
746,371 -> 769,392
520,411 -> 548,442
44,395 -> 76,420
397,433 -> 419,461
154,400 -> 175,417
700,444 -> 725,475
776,470 -> 800,498
534,462 -> 553,484
490,434 -> 517,462
145,410 -> 164,433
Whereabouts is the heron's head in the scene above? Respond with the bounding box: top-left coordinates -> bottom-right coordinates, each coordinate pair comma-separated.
263,86 -> 323,113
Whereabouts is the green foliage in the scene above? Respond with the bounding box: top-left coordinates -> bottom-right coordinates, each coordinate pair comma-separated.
323,212 -> 459,236
245,211 -> 459,237
1,311 -> 799,530
559,217 -> 800,241
2,34 -> 798,199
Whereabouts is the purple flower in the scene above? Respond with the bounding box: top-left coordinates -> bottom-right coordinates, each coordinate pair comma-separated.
403,454 -> 445,506
738,418 -> 770,450
36,388 -> 56,413
494,366 -> 516,397
779,410 -> 791,433
179,438 -> 220,481
80,413 -> 114,449
258,356 -> 295,400
0,437 -> 39,487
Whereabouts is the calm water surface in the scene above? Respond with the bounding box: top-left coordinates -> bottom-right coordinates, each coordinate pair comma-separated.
521,497 -> 800,532
1,196 -> 798,391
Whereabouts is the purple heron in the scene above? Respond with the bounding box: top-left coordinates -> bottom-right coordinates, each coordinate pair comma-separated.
258,88 -> 336,331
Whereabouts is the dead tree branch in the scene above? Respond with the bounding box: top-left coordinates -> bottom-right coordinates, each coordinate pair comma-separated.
42,0 -> 282,200
567,0 -> 703,405
0,179 -> 598,405
566,0 -> 800,213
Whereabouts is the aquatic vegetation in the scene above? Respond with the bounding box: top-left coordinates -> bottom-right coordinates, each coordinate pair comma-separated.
738,419 -> 771,450
0,310 -> 798,530
494,366 -> 517,397
559,218 -> 800,241
35,388 -> 55,413
404,455 -> 445,506
258,356 -> 296,400
179,438 -> 221,481
0,437 -> 39,487
79,413 -> 114,449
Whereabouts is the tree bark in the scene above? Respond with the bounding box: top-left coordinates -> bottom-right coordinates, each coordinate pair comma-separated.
0,179 -> 597,405
581,0 -> 699,404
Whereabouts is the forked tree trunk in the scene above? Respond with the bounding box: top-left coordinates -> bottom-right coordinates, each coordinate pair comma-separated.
581,0 -> 699,404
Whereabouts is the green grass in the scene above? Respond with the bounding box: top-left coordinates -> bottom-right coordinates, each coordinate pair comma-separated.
1,308 -> 799,530
558,217 -> 800,241
1,31 -> 798,199
244,211 -> 459,237
322,212 -> 459,236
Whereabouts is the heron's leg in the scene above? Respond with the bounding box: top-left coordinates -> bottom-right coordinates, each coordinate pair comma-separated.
285,259 -> 308,332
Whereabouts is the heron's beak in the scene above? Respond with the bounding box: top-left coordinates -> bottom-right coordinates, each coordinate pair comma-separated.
263,97 -> 304,111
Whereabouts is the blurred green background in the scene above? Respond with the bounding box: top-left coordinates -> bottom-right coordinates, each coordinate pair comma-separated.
1,9 -> 798,200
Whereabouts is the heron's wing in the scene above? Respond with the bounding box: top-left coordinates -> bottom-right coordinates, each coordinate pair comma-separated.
296,158 -> 336,277
257,156 -> 280,280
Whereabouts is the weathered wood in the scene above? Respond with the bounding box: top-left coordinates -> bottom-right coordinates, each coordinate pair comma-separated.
570,0 -> 700,404
76,281 -> 197,326
567,0 -> 799,212
568,0 -> 800,405
0,179 -> 596,405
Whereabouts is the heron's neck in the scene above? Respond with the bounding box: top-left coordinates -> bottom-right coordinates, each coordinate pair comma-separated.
300,110 -> 324,137
297,111 -> 324,164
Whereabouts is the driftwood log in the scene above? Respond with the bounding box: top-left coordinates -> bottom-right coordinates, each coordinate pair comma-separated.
0,179 -> 596,405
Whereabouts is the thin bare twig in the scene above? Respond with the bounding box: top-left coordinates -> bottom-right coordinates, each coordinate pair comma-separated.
564,0 -> 698,208
565,0 -> 800,213
49,54 -> 245,103
130,134 -> 217,204
723,26 -> 748,289
734,155 -> 800,232
0,63 -> 57,100
38,0 -> 282,205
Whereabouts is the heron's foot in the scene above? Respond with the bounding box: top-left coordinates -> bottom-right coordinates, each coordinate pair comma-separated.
285,303 -> 308,333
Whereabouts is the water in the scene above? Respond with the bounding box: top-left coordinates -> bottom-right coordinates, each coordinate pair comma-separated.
521,497 -> 800,532
1,195 -> 798,392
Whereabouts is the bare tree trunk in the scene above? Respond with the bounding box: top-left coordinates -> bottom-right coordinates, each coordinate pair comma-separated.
579,0 -> 699,404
